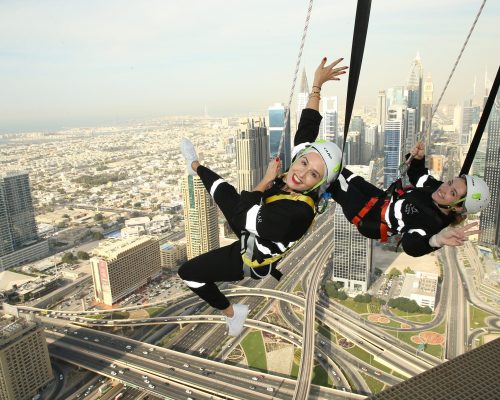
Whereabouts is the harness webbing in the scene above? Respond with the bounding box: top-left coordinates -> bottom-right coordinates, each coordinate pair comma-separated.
241,193 -> 316,268
460,65 -> 500,176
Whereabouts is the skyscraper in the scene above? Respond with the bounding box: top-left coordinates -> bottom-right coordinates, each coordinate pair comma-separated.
181,175 -> 219,259
404,107 -> 417,155
384,105 -> 406,188
407,52 -> 423,134
421,75 -> 434,135
236,118 -> 269,193
351,116 -> 366,164
0,172 -> 38,256
320,96 -> 339,145
332,164 -> 374,293
461,98 -> 480,146
479,94 -> 500,251
376,90 -> 387,154
296,68 -> 309,127
0,316 -> 53,400
386,86 -> 406,109
268,103 -> 291,170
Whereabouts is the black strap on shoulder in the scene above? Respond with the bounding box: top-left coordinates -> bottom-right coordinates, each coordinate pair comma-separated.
460,65 -> 500,176
342,0 -> 372,153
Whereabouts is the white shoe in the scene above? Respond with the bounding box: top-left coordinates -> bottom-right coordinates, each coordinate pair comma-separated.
226,304 -> 249,337
180,138 -> 198,176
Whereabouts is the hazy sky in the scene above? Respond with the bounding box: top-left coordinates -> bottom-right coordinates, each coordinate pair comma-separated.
0,0 -> 498,133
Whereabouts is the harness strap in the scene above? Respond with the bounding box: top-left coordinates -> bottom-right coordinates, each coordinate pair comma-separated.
379,199 -> 390,242
351,196 -> 391,243
241,193 -> 316,269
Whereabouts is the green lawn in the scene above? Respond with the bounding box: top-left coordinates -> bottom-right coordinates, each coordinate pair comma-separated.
469,304 -> 494,329
362,373 -> 385,394
145,307 -> 165,317
336,298 -> 369,314
312,364 -> 332,387
390,309 -> 435,323
385,319 -> 446,359
241,331 -> 267,372
105,311 -> 129,319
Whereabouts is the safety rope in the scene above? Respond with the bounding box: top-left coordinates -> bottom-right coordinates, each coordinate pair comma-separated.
276,0 -> 314,160
460,65 -> 500,176
342,0 -> 372,153
400,0 -> 487,177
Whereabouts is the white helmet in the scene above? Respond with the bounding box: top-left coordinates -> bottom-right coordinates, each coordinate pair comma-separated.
461,175 -> 490,214
299,140 -> 343,185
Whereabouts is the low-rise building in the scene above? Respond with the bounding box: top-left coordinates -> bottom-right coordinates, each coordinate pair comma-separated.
399,271 -> 438,311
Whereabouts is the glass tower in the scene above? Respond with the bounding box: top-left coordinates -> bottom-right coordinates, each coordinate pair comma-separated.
0,172 -> 38,257
268,103 -> 291,171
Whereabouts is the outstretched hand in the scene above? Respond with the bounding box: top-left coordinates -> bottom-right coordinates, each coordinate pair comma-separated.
410,141 -> 425,160
313,57 -> 348,88
435,222 -> 479,247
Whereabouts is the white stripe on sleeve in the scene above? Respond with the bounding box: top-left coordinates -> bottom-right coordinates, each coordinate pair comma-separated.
394,199 -> 406,232
416,175 -> 430,188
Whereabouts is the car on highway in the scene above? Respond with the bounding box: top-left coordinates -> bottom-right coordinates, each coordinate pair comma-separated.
252,377 -> 258,381
374,371 -> 381,376
110,371 -> 117,376
148,384 -> 155,389
266,387 -> 274,392
183,363 -> 190,368
142,375 -> 148,379
186,389 -> 192,394
249,385 -> 256,390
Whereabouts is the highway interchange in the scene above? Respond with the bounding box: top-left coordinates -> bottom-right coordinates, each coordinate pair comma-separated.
16,205 -> 500,399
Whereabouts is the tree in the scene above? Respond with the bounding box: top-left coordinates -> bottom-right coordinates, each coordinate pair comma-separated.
94,213 -> 103,221
354,293 -> 372,303
374,268 -> 383,277
92,232 -> 104,240
77,251 -> 90,260
131,211 -> 141,218
62,214 -> 70,219
387,268 -> 401,279
133,202 -> 142,208
62,252 -> 77,264
337,291 -> 348,300
403,267 -> 414,274
421,306 -> 432,314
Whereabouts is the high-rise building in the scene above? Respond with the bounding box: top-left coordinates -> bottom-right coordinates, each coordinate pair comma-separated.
384,105 -> 406,188
332,164 -> 374,293
0,172 -> 38,257
351,116 -> 366,164
236,118 -> 269,193
421,75 -> 434,135
296,68 -> 309,127
320,96 -> 339,146
403,107 -> 417,155
181,175 -> 219,259
376,90 -> 387,154
407,52 -> 423,134
386,86 -> 406,109
268,103 -> 291,170
461,98 -> 480,145
0,316 -> 53,400
91,236 -> 162,305
479,94 -> 500,251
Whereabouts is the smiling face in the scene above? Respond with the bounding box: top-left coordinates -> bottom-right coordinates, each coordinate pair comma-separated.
285,152 -> 325,192
432,177 -> 467,209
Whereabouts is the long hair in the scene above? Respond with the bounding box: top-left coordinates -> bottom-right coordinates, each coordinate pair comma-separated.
448,210 -> 467,226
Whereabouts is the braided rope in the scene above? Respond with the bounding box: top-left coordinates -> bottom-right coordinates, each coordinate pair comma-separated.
276,0 -> 314,160
400,0 -> 487,177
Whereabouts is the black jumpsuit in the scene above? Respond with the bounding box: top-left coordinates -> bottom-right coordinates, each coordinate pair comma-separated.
178,109 -> 320,310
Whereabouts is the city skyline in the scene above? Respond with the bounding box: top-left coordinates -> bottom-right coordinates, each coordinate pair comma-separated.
0,0 -> 498,133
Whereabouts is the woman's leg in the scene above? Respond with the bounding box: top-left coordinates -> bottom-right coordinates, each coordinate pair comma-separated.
178,242 -> 243,311
328,168 -> 385,220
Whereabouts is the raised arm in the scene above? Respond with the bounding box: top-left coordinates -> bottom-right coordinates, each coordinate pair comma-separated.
294,57 -> 348,146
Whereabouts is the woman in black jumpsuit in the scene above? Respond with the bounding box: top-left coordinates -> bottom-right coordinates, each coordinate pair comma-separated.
178,57 -> 348,336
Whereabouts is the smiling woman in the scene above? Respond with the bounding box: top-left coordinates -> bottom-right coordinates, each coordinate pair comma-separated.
326,140 -> 490,257
176,56 -> 346,337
